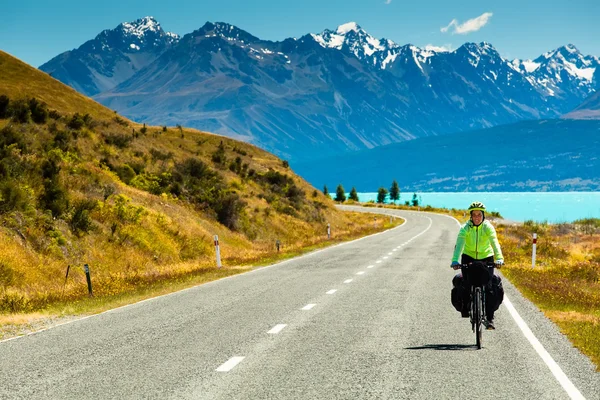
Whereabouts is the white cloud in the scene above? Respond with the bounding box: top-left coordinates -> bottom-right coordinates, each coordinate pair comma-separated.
384,0 -> 392,3
441,12 -> 493,35
425,44 -> 453,52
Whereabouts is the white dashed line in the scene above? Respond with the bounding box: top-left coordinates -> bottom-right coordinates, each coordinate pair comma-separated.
383,256 -> 389,259
344,279 -> 353,284
217,356 -> 245,372
326,289 -> 337,294
302,304 -> 316,310
388,252 -> 393,255
356,271 -> 365,275
367,265 -> 374,269
267,324 -> 287,334
376,260 -> 382,264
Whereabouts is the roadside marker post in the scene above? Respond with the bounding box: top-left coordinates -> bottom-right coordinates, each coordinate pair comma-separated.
83,264 -> 93,297
62,265 -> 70,297
532,233 -> 537,268
276,239 -> 281,252
327,223 -> 331,239
214,235 -> 222,268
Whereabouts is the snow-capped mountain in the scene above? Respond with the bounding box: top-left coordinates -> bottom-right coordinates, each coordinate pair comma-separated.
39,20 -> 600,162
39,16 -> 179,96
511,44 -> 599,110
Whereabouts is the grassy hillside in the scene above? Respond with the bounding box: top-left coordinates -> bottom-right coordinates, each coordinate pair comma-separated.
0,50 -> 395,322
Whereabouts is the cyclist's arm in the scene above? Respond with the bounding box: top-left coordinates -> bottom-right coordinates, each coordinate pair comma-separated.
486,223 -> 504,263
451,225 -> 467,263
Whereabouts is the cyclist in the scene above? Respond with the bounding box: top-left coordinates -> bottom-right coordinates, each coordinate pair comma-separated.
450,201 -> 504,330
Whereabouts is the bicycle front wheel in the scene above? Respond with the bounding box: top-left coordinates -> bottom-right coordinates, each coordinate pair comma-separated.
474,288 -> 482,349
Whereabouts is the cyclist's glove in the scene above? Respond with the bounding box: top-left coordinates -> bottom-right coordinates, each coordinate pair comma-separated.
495,260 -> 504,267
451,261 -> 460,269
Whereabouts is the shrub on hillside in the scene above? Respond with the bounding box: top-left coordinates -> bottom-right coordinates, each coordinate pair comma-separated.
115,164 -> 136,184
28,98 -> 48,124
48,110 -> 61,120
9,99 -> 31,123
67,113 -> 85,130
53,130 -> 72,151
0,95 -> 9,118
103,132 -> 133,149
215,192 -> 246,230
0,180 -> 30,213
70,199 -> 97,234
0,125 -> 28,155
212,141 -> 227,165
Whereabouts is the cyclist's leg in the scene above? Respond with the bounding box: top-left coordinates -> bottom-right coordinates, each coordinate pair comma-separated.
451,274 -> 464,312
459,255 -> 476,316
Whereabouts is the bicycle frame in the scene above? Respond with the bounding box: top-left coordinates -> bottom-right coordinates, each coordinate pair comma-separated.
461,262 -> 495,349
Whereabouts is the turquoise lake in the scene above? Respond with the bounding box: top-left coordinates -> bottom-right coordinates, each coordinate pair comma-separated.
353,192 -> 600,223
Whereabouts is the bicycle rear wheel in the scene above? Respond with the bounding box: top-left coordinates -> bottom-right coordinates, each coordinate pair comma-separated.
474,289 -> 482,349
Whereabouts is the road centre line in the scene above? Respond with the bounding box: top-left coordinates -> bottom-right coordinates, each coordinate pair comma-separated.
302,304 -> 316,310
367,265 -> 374,269
344,279 -> 353,284
503,297 -> 585,400
326,289 -> 337,294
356,271 -> 365,275
388,252 -> 393,255
216,356 -> 245,372
376,260 -> 382,263
382,256 -> 389,259
267,324 -> 287,334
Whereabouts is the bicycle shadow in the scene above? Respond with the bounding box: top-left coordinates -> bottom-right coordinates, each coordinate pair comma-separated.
404,344 -> 478,351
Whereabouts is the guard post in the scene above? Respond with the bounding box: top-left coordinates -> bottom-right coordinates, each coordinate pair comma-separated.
83,264 -> 93,297
214,235 -> 222,268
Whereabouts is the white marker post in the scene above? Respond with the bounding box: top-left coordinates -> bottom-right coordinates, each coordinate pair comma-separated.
532,233 -> 537,269
327,223 -> 331,239
214,235 -> 222,268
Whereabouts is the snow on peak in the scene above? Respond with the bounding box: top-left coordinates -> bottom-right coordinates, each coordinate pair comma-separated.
336,22 -> 361,35
122,16 -> 161,38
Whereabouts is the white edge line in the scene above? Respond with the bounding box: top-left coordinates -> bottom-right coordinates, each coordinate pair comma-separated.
267,324 -> 287,334
216,356 -> 245,372
503,296 -> 585,400
442,210 -> 582,398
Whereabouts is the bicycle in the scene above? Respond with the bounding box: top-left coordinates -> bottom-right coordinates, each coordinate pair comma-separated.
460,261 -> 495,349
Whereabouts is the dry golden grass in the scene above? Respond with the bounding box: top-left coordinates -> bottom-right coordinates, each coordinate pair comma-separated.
497,221 -> 600,370
0,51 -> 116,120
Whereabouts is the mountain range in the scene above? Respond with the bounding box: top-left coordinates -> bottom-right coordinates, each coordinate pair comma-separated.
38,17 -> 600,162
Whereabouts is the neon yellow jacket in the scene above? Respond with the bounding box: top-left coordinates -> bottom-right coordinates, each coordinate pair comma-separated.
452,220 -> 503,263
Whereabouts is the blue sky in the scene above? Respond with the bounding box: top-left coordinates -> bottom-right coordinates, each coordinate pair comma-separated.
2,0 -> 599,68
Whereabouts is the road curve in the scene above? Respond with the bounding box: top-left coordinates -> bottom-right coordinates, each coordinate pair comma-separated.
0,206 -> 598,399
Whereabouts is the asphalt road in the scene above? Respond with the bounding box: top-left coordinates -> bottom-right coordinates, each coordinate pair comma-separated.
1,206 -> 598,399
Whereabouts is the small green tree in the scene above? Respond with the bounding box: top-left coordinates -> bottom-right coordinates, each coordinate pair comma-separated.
349,187 -> 359,201
389,180 -> 400,204
411,193 -> 420,207
323,185 -> 329,196
140,123 -> 147,134
334,184 -> 346,202
282,160 -> 289,168
377,187 -> 388,204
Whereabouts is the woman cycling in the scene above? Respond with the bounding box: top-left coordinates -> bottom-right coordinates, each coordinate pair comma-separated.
450,201 -> 504,330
